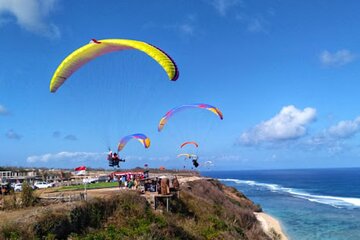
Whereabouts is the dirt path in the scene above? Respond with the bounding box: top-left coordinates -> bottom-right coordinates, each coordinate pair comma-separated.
177,176 -> 208,184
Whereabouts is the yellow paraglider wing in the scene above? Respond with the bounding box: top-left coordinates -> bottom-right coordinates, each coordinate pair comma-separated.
50,39 -> 179,92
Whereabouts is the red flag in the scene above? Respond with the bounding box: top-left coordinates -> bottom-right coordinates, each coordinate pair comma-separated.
75,166 -> 86,175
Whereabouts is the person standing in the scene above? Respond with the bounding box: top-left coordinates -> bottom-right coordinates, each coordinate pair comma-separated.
118,176 -> 122,189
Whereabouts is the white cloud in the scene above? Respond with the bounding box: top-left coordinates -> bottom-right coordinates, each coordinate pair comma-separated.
0,0 -> 60,38
27,151 -> 106,163
210,0 -> 241,16
240,105 -> 316,145
304,116 -> 360,154
5,129 -> 22,140
320,49 -> 356,67
308,116 -> 360,143
327,117 -> 360,139
304,134 -> 347,155
0,104 -> 8,115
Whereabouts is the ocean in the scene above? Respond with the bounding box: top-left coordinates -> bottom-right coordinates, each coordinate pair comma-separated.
202,168 -> 360,240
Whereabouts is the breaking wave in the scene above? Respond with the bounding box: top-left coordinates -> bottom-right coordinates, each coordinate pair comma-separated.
220,178 -> 360,209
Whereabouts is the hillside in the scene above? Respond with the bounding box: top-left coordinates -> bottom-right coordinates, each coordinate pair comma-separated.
0,178 -> 282,240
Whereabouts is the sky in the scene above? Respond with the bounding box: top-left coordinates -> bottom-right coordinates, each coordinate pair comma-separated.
1,0 -> 360,170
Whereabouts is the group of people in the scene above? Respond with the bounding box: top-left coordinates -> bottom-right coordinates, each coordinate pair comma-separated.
112,171 -> 180,196
142,176 -> 180,195
117,175 -> 141,189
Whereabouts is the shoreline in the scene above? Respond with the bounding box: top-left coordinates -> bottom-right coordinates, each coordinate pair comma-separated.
254,212 -> 288,240
177,175 -> 289,239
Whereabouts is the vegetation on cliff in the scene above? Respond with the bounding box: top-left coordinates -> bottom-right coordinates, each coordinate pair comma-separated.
0,179 -> 272,240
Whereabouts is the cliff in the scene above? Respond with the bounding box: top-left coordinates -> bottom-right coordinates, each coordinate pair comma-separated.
0,178 -> 281,240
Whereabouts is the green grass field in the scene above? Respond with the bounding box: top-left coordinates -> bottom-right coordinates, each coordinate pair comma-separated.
54,182 -> 119,191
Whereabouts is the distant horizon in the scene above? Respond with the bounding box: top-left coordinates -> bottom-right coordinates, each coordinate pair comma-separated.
2,164 -> 360,172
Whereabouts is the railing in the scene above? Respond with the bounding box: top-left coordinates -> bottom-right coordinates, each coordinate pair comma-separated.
39,192 -> 86,203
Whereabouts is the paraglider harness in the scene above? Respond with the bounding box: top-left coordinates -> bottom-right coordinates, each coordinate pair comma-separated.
190,155 -> 199,168
108,150 -> 125,168
192,159 -> 199,168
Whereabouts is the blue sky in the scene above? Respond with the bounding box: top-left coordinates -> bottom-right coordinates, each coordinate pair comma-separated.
1,0 -> 360,170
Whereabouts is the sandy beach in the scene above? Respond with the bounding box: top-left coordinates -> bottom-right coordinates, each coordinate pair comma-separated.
255,212 -> 288,240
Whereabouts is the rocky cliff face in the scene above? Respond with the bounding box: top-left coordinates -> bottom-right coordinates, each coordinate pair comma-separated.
174,179 -> 269,240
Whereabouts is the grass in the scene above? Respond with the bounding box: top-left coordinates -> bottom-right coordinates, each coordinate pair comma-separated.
52,182 -> 119,192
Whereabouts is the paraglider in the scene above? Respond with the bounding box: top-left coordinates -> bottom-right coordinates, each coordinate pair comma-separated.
158,104 -> 223,131
202,160 -> 214,169
50,38 -> 179,92
192,159 -> 199,168
108,133 -> 149,168
180,142 -> 199,167
177,153 -> 197,159
107,149 -> 125,168
177,153 -> 199,168
203,160 -> 213,166
180,141 -> 199,148
117,133 -> 151,152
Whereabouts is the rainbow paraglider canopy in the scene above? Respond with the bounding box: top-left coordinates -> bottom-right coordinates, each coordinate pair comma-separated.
158,104 -> 223,132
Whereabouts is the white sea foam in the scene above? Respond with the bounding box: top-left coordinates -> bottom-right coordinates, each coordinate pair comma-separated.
219,178 -> 360,209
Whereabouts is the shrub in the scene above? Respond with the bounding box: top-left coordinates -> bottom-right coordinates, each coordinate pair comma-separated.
0,223 -> 31,240
21,182 -> 37,207
2,193 -> 17,210
33,211 -> 72,239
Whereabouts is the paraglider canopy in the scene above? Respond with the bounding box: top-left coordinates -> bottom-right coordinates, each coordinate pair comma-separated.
180,141 -> 199,148
158,104 -> 223,132
50,38 -> 179,92
117,133 -> 151,152
177,153 -> 198,160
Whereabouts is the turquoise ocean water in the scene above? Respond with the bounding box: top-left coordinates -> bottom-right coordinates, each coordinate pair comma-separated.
203,168 -> 360,240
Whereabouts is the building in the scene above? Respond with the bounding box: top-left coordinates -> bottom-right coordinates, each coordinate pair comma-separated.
0,169 -> 37,183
